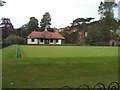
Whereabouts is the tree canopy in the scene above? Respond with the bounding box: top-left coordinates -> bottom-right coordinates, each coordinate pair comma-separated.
28,17 -> 39,31
40,12 -> 51,29
19,17 -> 39,38
98,1 -> 117,19
86,1 -> 118,45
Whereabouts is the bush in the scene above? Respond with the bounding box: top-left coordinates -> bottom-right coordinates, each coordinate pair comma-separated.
3,34 -> 24,44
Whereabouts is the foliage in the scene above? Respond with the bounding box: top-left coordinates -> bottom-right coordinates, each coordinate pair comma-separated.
19,17 -> 39,38
87,21 -> 109,45
20,23 -> 29,38
28,17 -> 39,31
0,0 -> 6,6
85,1 -> 118,45
40,12 -> 51,30
86,18 -> 118,45
18,13 -> 52,38
87,22 -> 102,44
71,17 -> 94,31
98,1 -> 119,41
0,18 -> 14,39
3,34 -> 24,44
60,27 -> 70,43
98,1 -> 117,19
69,32 -> 79,43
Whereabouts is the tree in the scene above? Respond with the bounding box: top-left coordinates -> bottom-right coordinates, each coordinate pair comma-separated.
40,12 -> 51,30
0,18 -> 14,39
97,1 -> 118,43
60,26 -> 71,43
71,17 -> 94,31
86,21 -> 111,45
70,17 -> 94,44
98,1 -> 117,33
85,1 -> 118,45
28,17 -> 39,31
98,1 -> 117,19
20,23 -> 29,38
0,0 -> 6,7
3,34 -> 24,44
87,22 -> 101,44
19,17 -> 39,38
69,32 -> 79,43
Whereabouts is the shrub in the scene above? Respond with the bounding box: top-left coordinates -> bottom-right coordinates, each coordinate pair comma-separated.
3,34 -> 24,44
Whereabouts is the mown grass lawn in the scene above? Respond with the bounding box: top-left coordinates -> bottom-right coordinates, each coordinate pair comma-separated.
2,45 -> 118,88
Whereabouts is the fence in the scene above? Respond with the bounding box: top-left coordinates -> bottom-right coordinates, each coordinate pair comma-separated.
1,82 -> 119,90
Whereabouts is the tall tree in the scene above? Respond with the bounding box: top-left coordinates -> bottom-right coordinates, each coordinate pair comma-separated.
87,22 -> 102,45
86,1 -> 118,45
28,17 -> 39,31
0,0 -> 6,7
98,1 -> 118,42
98,1 -> 117,19
60,26 -> 71,43
0,18 -> 14,39
71,17 -> 94,31
20,23 -> 29,38
19,17 -> 39,38
40,12 -> 51,30
71,17 -> 94,44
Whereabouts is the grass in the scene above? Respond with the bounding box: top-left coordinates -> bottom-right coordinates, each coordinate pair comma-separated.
2,45 -> 118,88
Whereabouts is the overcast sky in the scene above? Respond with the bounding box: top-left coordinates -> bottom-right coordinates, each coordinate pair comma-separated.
0,0 -> 119,28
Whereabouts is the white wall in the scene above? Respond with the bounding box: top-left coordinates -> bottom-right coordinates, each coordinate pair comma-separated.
56,39 -> 62,44
52,39 -> 61,44
27,38 -> 38,44
45,39 -> 62,45
49,39 -> 55,44
49,40 -> 54,45
27,38 -> 62,45
39,39 -> 44,44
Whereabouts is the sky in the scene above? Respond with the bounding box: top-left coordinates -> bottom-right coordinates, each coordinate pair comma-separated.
0,0 -> 119,28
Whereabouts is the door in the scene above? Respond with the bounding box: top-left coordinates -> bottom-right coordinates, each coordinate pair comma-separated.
45,39 -> 49,44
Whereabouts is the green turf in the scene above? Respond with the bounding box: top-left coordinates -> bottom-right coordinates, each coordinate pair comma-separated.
2,45 -> 118,88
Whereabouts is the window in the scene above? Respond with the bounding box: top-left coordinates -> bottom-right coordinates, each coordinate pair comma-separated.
41,39 -> 43,42
56,39 -> 58,42
31,38 -> 34,42
50,39 -> 53,43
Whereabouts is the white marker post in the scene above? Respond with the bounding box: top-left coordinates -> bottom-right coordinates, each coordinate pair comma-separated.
16,44 -> 21,59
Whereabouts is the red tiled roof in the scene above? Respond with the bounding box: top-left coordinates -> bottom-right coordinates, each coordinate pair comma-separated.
28,31 -> 65,39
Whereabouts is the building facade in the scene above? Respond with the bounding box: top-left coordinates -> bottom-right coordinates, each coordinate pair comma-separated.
27,29 -> 65,45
